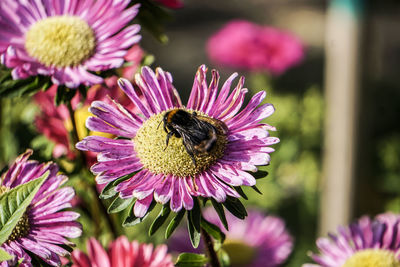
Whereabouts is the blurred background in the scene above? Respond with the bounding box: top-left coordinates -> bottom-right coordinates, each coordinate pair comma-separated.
1,0 -> 400,266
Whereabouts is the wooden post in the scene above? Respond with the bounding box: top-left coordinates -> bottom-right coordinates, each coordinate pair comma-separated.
320,0 -> 364,235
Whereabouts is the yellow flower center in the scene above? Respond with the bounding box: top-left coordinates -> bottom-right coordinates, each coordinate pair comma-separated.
342,249 -> 400,267
25,16 -> 96,67
134,109 -> 227,177
222,239 -> 257,266
0,186 -> 31,242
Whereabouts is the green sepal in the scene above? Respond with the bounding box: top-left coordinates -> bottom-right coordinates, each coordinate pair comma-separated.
222,197 -> 247,220
200,217 -> 225,243
253,170 -> 269,179
187,212 -> 201,248
122,201 -> 156,227
211,199 -> 229,231
190,198 -> 201,233
234,186 -> 248,200
100,173 -> 135,200
175,253 -> 209,267
0,248 -> 13,261
165,209 -> 185,239
149,205 -> 171,236
107,196 -> 134,214
0,172 -> 48,245
251,185 -> 263,195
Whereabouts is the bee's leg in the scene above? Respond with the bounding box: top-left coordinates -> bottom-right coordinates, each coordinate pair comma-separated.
164,131 -> 174,150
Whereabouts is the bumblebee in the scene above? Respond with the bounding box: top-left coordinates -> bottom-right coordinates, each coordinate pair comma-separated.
161,109 -> 228,166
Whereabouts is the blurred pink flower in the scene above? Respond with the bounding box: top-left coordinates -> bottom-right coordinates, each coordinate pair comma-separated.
122,45 -> 144,81
154,0 -> 184,9
71,236 -> 174,267
207,20 -> 304,75
169,208 -> 293,267
34,76 -> 135,163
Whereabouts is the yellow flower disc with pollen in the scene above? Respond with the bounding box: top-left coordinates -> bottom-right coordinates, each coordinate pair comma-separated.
342,249 -> 400,267
25,16 -> 96,67
222,239 -> 257,266
134,110 -> 227,177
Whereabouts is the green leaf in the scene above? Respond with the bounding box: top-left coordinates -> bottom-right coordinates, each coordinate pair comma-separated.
234,186 -> 248,200
187,212 -> 201,248
122,201 -> 156,227
0,66 -> 51,97
107,196 -> 134,214
149,205 -> 171,236
0,248 -> 13,261
175,253 -> 208,267
200,218 -> 225,243
222,197 -> 247,220
211,200 -> 229,231
0,172 -> 48,245
165,209 -> 185,239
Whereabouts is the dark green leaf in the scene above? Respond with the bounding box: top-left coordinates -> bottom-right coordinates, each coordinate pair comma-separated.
234,186 -> 248,200
165,209 -> 185,239
0,172 -> 48,245
253,170 -> 269,179
107,196 -> 134,214
175,253 -> 208,267
0,248 -> 13,261
251,185 -> 263,195
200,218 -> 225,243
149,205 -> 171,236
122,201 -> 156,227
222,197 -> 247,220
55,85 -> 79,106
190,198 -> 201,233
187,212 -> 201,248
211,200 -> 228,231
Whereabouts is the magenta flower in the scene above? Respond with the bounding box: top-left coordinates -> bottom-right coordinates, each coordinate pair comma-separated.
0,150 -> 82,267
207,20 -> 304,75
76,65 -> 278,217
71,236 -> 174,267
0,0 -> 141,88
304,213 -> 400,267
169,209 -> 293,267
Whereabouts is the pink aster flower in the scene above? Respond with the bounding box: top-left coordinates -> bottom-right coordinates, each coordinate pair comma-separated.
76,64 -> 278,218
71,236 -> 174,267
34,76 -> 135,162
0,0 -> 141,88
207,20 -> 304,75
304,213 -> 400,267
169,209 -> 293,267
0,150 -> 82,267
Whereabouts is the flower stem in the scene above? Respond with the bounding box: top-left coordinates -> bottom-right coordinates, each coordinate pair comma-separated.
201,227 -> 221,267
66,99 -> 118,238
